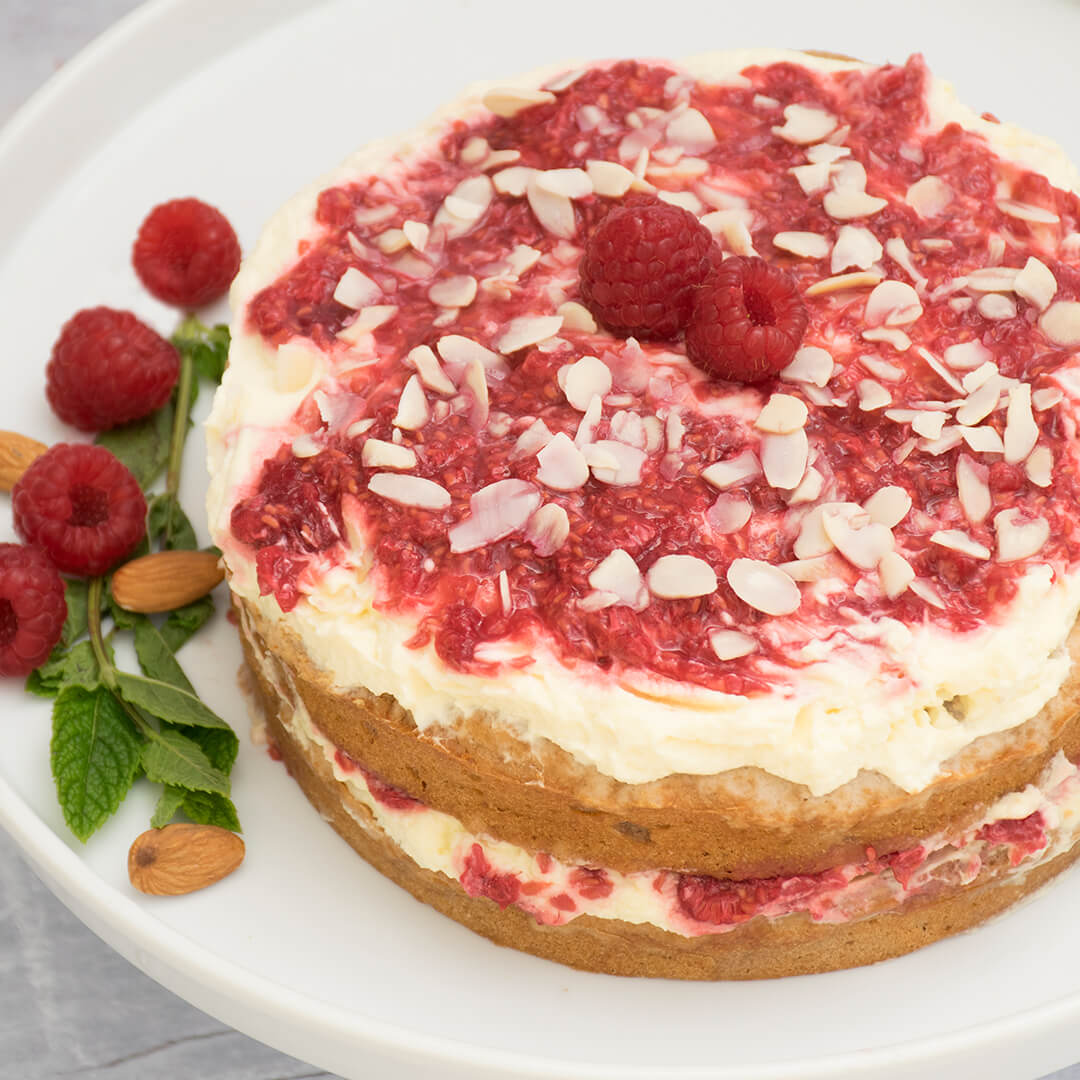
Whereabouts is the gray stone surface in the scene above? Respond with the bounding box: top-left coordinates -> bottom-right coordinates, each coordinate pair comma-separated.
1,3 -> 1080,1079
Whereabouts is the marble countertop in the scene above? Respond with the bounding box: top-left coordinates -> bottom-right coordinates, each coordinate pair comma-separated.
1,4 -> 1079,1079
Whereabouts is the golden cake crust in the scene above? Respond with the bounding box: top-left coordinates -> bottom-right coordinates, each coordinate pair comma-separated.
240,598 -> 1080,879
256,667 -> 1080,979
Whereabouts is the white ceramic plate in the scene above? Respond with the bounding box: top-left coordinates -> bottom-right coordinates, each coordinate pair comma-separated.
4,1 -> 1080,1077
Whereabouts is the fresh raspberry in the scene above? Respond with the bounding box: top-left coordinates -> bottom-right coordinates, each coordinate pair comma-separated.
46,307 -> 180,432
0,544 -> 67,677
12,444 -> 147,577
132,197 -> 242,307
685,256 -> 809,383
578,199 -> 715,339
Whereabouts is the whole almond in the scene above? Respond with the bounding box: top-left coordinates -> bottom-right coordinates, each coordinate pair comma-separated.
112,549 -> 224,613
0,431 -> 47,491
128,824 -> 244,896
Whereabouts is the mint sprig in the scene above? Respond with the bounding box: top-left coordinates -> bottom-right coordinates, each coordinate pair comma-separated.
34,319 -> 241,842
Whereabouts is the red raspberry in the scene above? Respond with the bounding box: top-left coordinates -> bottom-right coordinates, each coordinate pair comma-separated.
686,256 -> 809,383
0,544 -> 67,676
578,199 -> 715,339
12,444 -> 147,577
46,307 -> 180,432
132,197 -> 242,307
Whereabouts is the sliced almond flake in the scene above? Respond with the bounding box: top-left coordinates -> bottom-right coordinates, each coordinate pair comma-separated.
647,554 -> 717,600
709,217 -> 756,257
864,486 -> 911,528
996,199 -> 1060,224
512,418 -> 553,458
884,237 -> 926,288
345,418 -> 375,439
390,252 -> 434,279
1003,383 -> 1038,464
956,375 -> 1004,426
905,175 -> 953,217
493,166 -> 537,197
435,335 -> 507,378
862,326 -> 911,351
449,479 -> 541,553
332,267 -> 380,309
391,374 -> 429,431
507,245 -> 543,279
526,175 -> 575,239
428,275 -> 477,308
665,410 -> 685,453
790,162 -> 833,195
589,549 -> 648,609
753,93 -> 781,109
706,493 -> 752,534
879,551 -> 915,598
574,394 -> 603,446
805,270 -> 883,297
920,427 -> 965,455
657,190 -> 704,215
909,578 -> 945,609
536,432 -> 589,491
368,473 -> 450,510
709,629 -> 757,661
865,280 -> 923,327
483,86 -> 556,117
1032,387 -> 1064,411
893,437 -> 917,465
361,439 -> 416,470
859,355 -> 904,382
823,512 -> 894,570
944,340 -> 993,372
800,383 -> 835,407
1025,445 -> 1053,487
291,434 -> 322,459
610,411 -> 646,450
774,231 -> 831,259
857,379 -> 891,411
579,590 -> 619,611
434,175 -> 494,237
793,502 -> 863,559
431,309 -> 458,329
1014,256 -> 1057,312
977,294 -> 1018,321
586,159 -> 634,197
960,425 -> 1005,454
642,415 -> 664,454
525,503 -> 570,556
647,156 -> 710,180
494,315 -> 564,354
666,107 -> 717,152
459,136 -> 489,165
778,555 -> 835,582
831,225 -> 882,274
823,188 -> 888,221
482,149 -> 522,171
1039,301 -> 1080,346
956,453 -> 991,524
995,508 -> 1050,562
557,301 -> 597,333
806,143 -> 851,164
701,449 -> 761,490
915,346 -> 964,392
884,408 -> 919,424
461,358 -> 489,429
337,305 -> 398,345
761,429 -> 808,490
488,412 -> 513,438
755,393 -> 808,434
536,168 -> 592,199
353,204 -> 396,227
832,159 -> 867,190
950,297 -> 975,314
727,559 -> 801,615
497,570 -> 513,615
780,345 -> 834,386
773,103 -> 837,145
375,228 -> 409,254
930,529 -> 990,560
563,355 -> 613,411
405,344 -> 455,396
588,440 -> 647,486
274,343 -> 318,393
786,466 -> 824,506
911,410 -> 948,439
965,266 -> 1020,293
346,231 -> 370,260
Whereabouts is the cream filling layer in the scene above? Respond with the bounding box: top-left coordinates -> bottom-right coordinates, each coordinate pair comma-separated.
208,49 -> 1080,797
246,601 -> 1080,937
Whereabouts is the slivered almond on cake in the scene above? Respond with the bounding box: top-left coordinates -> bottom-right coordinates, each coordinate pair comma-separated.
206,50 -> 1080,979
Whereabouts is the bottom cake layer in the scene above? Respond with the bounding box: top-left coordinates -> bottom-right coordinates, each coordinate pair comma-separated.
244,641 -> 1080,979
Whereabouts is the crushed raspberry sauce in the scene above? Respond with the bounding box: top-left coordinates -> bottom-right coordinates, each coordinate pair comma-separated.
234,56 -> 1080,690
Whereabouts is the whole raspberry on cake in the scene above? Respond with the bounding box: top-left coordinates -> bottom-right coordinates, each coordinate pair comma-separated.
207,50 -> 1080,979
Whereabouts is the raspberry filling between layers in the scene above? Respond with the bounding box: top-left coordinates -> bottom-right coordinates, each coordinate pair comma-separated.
224,53 -> 1080,699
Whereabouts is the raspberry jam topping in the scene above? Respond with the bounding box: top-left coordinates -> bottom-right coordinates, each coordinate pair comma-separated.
233,55 -> 1080,691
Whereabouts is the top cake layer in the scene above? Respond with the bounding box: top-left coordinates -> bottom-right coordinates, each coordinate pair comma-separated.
207,50 -> 1080,796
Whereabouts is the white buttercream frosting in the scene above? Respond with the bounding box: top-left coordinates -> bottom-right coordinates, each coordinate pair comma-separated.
208,50 -> 1080,798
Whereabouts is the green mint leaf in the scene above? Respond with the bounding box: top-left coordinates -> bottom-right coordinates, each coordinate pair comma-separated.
181,790 -> 241,832
172,317 -> 229,384
174,723 -> 238,774
161,595 -> 214,654
151,785 -> 186,829
146,494 -> 198,551
95,400 -> 174,490
60,579 -> 90,647
133,617 -> 194,693
141,727 -> 230,796
27,640 -> 102,698
51,686 -> 143,842
115,670 -> 230,731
